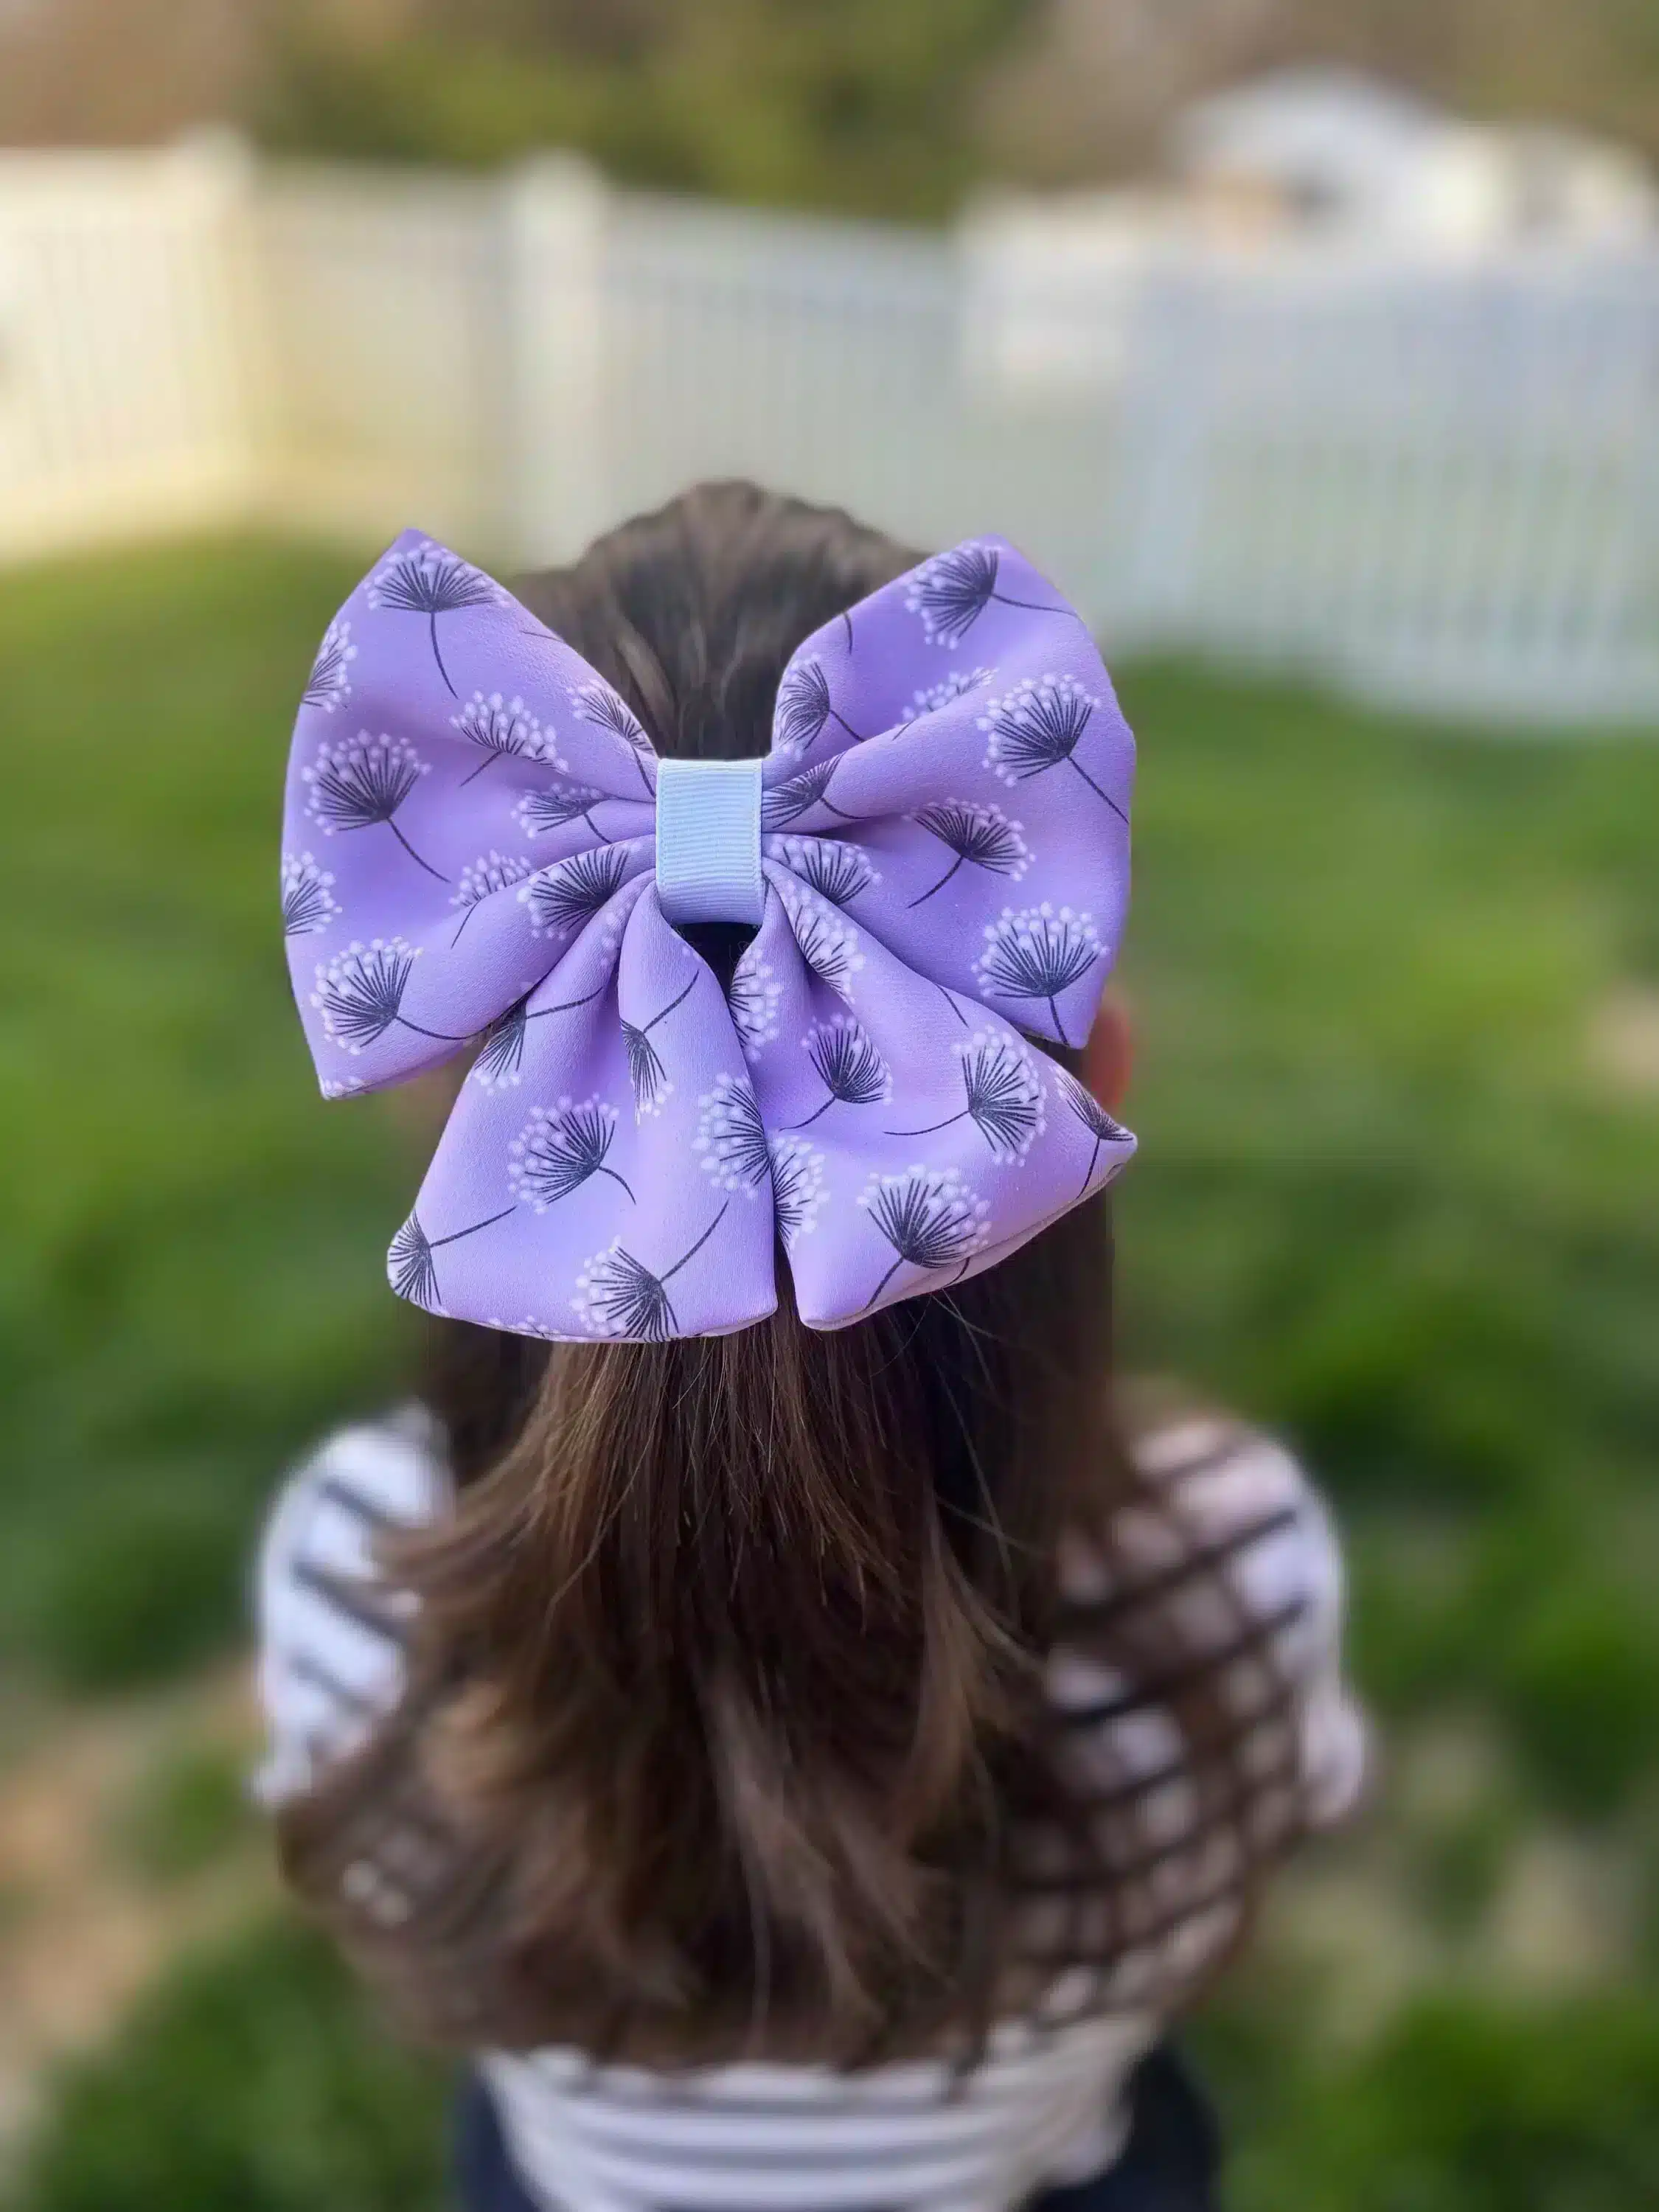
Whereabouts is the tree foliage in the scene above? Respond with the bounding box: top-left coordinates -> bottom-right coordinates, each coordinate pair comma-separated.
257,0 -> 1038,220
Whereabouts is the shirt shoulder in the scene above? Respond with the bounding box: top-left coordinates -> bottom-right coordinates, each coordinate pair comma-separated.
253,1405 -> 452,1804
1054,1412 -> 1366,1831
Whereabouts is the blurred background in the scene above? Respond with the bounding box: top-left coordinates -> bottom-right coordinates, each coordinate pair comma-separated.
2,3 -> 1658,2207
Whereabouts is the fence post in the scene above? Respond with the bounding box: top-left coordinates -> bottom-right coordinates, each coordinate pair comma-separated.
498,153 -> 610,567
1107,257 -> 1214,647
171,128 -> 270,512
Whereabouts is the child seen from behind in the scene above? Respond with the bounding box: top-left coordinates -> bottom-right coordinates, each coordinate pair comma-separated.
260,483 -> 1363,2212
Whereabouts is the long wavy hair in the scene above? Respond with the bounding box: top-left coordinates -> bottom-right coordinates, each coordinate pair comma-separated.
277,483 -> 1264,2064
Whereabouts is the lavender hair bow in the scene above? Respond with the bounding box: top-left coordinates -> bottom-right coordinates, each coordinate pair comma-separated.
282,529 -> 1136,1341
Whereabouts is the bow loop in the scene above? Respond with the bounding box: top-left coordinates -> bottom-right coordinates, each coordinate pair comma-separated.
283,527 -> 1135,1340
759,538 -> 1132,1047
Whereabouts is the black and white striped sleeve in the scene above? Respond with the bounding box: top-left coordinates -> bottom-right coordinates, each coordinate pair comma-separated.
252,1405 -> 451,1806
1121,1414 -> 1366,1830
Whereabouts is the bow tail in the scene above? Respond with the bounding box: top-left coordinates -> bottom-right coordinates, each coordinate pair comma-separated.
397,880 -> 777,1340
747,883 -> 1135,1332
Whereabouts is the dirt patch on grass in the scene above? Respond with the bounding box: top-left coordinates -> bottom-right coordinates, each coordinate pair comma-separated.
1587,986 -> 1659,1096
0,1666 -> 274,2152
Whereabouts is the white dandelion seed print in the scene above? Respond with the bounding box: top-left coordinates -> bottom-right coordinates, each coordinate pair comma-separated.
905,544 -> 1071,647
472,1000 -> 532,1091
482,1314 -> 567,1343
311,937 -> 414,1051
513,780 -> 608,840
470,958 -> 625,1093
594,874 -> 643,957
978,674 -> 1125,823
303,733 -> 422,833
509,1096 -> 633,1210
571,1206 -> 729,1340
389,1218 -> 437,1307
574,679 -> 651,754
908,666 -> 992,718
302,732 -> 444,880
973,903 -> 1105,1048
908,800 -> 1031,907
773,655 -> 863,756
1055,1065 -> 1134,1202
776,874 -> 866,1000
519,845 -> 632,939
573,681 -> 655,796
622,972 -> 700,1122
451,692 -> 559,785
319,1074 -> 366,1100
311,936 -> 418,1051
281,851 -> 339,937
368,539 -> 500,698
768,1135 -> 829,1248
389,1203 -> 516,1312
790,1015 -> 891,1128
310,938 -> 473,1055
856,1165 -> 992,1307
572,1240 -> 631,1336
449,850 -> 533,943
772,836 -> 879,908
695,1074 -> 772,1196
302,619 -> 357,713
728,947 -> 783,1060
760,758 -> 846,832
887,1029 -> 1047,1163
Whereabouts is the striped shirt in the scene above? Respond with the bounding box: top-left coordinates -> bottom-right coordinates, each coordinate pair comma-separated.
256,1408 -> 1363,2212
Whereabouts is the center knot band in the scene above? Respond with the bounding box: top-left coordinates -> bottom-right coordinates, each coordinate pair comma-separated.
654,756 -> 766,928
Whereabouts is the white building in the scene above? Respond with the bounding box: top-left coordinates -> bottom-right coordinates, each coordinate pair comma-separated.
1172,68 -> 1659,251
965,66 -> 1659,395
1172,68 -> 1443,237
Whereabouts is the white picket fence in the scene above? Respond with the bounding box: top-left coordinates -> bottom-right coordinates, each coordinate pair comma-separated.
0,142 -> 263,560
4,137 -> 1659,723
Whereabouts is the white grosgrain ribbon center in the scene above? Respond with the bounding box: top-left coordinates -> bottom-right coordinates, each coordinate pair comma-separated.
653,756 -> 766,928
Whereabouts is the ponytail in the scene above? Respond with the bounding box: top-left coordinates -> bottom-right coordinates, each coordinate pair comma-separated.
280,1220 -> 1119,2058
278,485 -> 1128,2059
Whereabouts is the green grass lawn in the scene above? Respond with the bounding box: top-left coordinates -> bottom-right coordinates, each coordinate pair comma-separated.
1,541 -> 412,1688
4,537 -> 1658,2208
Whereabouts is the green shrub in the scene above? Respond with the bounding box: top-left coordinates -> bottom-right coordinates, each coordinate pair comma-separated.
23,1480 -> 251,1691
1231,1992 -> 1659,2212
9,1920 -> 448,2212
1495,1581 -> 1659,1820
255,1 -> 1031,221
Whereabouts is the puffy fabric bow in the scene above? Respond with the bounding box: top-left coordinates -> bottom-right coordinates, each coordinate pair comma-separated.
282,529 -> 1137,1340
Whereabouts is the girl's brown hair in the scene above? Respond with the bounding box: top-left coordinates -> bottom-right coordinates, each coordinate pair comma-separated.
278,484 -> 1267,2062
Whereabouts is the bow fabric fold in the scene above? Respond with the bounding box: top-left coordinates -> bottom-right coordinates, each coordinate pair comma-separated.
282,528 -> 1136,1340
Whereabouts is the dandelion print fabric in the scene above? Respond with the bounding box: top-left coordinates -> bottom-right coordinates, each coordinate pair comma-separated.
282,527 -> 1136,1342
